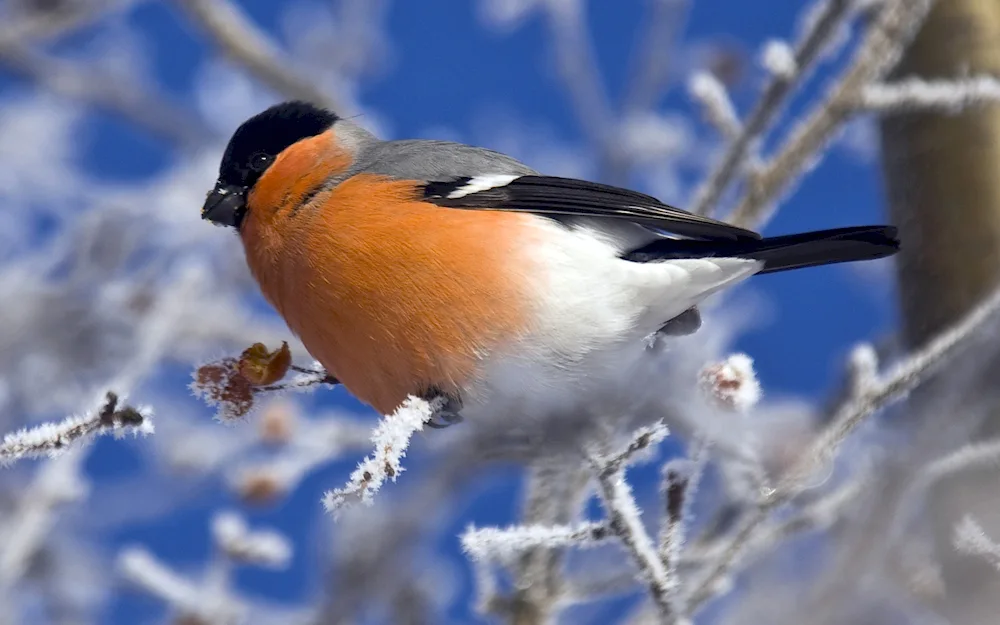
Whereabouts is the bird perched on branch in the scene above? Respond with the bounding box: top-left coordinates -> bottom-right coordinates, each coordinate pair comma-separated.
202,101 -> 898,426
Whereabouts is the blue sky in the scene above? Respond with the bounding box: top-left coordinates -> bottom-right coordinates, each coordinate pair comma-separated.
1,1 -> 898,623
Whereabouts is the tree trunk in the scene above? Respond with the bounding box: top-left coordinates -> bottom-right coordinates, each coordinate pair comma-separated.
879,1 -> 1000,622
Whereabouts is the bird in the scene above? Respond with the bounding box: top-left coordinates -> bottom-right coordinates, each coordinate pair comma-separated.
201,100 -> 899,427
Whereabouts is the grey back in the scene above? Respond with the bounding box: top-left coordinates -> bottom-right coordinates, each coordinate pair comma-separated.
350,139 -> 538,182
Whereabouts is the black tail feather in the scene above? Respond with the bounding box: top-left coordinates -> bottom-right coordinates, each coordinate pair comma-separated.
622,225 -> 900,274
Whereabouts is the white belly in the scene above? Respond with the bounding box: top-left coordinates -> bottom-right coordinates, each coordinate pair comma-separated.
458,217 -> 762,422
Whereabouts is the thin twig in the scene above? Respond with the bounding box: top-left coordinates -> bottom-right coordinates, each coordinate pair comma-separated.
688,72 -> 742,140
505,459 -> 592,623
690,0 -> 854,216
173,0 -> 343,111
322,396 -> 445,515
0,0 -> 140,48
461,522 -> 613,565
954,516 -> 1000,570
685,277 -> 1000,613
623,0 -> 689,115
591,461 -> 677,622
726,0 -> 937,228
0,391 -> 154,465
543,0 -> 621,175
858,76 -> 1000,113
0,45 -> 210,147
658,465 -> 689,611
588,424 -> 677,623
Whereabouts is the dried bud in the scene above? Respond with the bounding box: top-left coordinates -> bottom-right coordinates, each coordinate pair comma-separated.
191,357 -> 255,421
698,353 -> 761,413
258,399 -> 297,445
238,342 -> 292,386
236,469 -> 286,505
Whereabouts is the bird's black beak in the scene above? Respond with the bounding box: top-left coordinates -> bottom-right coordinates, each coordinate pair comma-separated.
202,183 -> 247,228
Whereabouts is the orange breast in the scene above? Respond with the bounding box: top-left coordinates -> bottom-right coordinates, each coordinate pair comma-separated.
240,139 -> 535,414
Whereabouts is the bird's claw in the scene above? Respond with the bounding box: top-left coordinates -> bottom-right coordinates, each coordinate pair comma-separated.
426,410 -> 464,429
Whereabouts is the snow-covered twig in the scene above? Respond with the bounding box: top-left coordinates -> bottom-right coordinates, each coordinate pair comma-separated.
588,424 -> 678,623
686,278 -> 1000,613
599,421 -> 671,477
954,515 -> 1000,570
542,0 -> 618,167
191,347 -> 338,422
623,0 -> 688,114
0,45 -> 208,146
0,450 -> 88,589
498,459 -> 593,621
859,76 -> 1000,113
462,521 -> 612,564
174,0 -> 343,111
0,0 -> 139,48
118,513 -> 291,623
658,462 -> 689,605
688,72 -> 742,140
0,391 -> 153,466
760,39 -> 798,80
211,511 -> 292,569
118,546 -> 244,625
690,0 -> 854,216
751,473 -> 866,555
322,395 -> 444,515
726,0 -> 937,228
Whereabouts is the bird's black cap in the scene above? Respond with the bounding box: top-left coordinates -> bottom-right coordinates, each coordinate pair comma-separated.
203,101 -> 339,229
218,100 -> 339,190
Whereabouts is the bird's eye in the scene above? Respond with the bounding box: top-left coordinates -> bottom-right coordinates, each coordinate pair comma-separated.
248,152 -> 273,172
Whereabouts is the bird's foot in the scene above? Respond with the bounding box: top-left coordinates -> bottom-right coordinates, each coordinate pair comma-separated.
421,387 -> 465,429
426,410 -> 465,429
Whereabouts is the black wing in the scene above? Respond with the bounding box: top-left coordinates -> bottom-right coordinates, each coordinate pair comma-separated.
421,175 -> 760,241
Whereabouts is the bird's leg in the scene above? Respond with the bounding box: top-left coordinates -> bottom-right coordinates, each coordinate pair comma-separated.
421,387 -> 465,429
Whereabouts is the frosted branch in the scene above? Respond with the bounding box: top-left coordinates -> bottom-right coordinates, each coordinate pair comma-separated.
542,0 -> 618,163
846,343 -> 879,398
212,512 -> 292,569
954,516 -> 1000,571
598,421 -> 671,477
657,462 -> 690,610
0,450 -> 88,589
623,0 -> 688,114
922,438 -> 1000,485
690,0 -> 854,216
726,0 -> 937,228
688,72 -> 742,140
0,0 -> 138,48
751,473 -> 865,555
461,522 -> 613,564
686,278 -> 1000,613
0,391 -> 153,466
588,424 -> 678,622
0,46 -> 209,146
174,0 -> 343,111
322,395 -> 444,515
192,348 -> 338,422
118,546 -> 243,624
859,76 -> 1000,113
760,39 -> 798,79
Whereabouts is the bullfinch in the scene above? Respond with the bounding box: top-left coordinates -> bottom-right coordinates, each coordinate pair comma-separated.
201,100 -> 899,425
